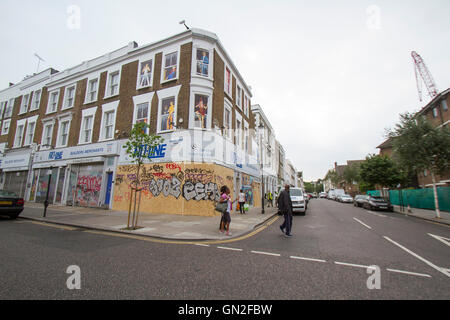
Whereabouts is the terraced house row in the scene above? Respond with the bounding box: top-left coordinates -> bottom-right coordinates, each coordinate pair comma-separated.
0,28 -> 270,216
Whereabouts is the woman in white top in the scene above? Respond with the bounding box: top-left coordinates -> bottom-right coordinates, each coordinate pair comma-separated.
238,189 -> 246,214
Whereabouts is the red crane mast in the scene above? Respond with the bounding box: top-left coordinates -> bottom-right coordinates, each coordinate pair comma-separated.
411,51 -> 439,102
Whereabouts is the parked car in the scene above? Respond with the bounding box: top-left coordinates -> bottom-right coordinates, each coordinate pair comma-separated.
338,194 -> 353,203
362,196 -> 394,212
319,192 -> 327,198
0,190 -> 24,219
354,195 -> 369,207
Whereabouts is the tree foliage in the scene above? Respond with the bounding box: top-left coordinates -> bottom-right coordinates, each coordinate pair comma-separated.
359,154 -> 404,189
388,112 -> 450,176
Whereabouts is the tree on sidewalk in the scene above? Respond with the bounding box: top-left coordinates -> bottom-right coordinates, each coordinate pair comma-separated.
123,122 -> 164,229
359,154 -> 404,197
388,112 -> 450,218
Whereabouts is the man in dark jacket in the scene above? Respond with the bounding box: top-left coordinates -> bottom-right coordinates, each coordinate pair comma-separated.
278,184 -> 293,237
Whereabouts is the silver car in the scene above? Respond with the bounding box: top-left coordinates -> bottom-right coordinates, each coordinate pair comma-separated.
339,194 -> 354,203
290,188 -> 307,215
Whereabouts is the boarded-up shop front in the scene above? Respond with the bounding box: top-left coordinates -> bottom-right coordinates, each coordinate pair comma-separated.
112,162 -> 235,216
66,163 -> 103,207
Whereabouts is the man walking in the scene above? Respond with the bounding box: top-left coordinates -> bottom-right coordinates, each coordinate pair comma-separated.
278,184 -> 293,237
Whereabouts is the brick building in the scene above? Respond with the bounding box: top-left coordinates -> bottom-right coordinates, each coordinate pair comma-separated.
376,88 -> 449,188
0,28 -> 262,216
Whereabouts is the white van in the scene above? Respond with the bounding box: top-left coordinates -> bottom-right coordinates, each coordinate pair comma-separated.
290,188 -> 307,215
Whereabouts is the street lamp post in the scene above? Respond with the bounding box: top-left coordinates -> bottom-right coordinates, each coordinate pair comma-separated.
258,122 -> 265,214
43,167 -> 53,218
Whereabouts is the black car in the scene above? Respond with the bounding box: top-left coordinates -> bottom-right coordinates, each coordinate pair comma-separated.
0,190 -> 24,219
362,196 -> 394,212
354,195 -> 369,207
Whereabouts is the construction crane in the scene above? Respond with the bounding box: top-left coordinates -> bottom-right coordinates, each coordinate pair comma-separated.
411,51 -> 439,102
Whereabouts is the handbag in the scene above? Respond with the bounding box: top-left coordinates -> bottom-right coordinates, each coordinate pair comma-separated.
215,201 -> 227,213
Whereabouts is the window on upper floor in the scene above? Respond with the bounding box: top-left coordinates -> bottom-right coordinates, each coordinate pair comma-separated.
47,90 -> 59,114
81,116 -> 93,144
156,85 -> 180,133
41,122 -> 54,149
196,49 -> 209,77
1,119 -> 10,135
106,71 -> 120,97
244,95 -> 249,117
159,97 -> 176,133
57,118 -> 71,147
236,85 -> 242,108
30,89 -> 42,111
20,93 -> 31,114
223,101 -> 232,140
224,67 -> 232,97
63,85 -> 76,109
4,98 -> 14,118
236,118 -> 242,147
442,99 -> 448,111
138,59 -> 153,89
99,101 -> 119,141
0,101 -> 6,119
24,120 -> 36,146
193,94 -> 209,130
432,107 -> 438,118
13,120 -> 26,148
86,78 -> 99,103
135,103 -> 149,125
162,52 -> 178,82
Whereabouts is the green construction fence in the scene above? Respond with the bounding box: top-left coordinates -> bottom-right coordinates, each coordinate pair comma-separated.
367,187 -> 450,212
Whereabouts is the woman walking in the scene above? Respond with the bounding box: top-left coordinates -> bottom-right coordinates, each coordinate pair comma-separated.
219,186 -> 234,236
238,189 -> 246,214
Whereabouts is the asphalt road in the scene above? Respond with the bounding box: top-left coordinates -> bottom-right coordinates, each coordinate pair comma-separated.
0,199 -> 449,300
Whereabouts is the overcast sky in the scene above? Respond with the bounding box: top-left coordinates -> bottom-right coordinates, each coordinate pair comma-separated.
1,0 -> 449,181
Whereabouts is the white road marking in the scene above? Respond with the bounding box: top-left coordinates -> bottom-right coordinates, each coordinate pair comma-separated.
353,217 -> 372,230
383,236 -> 450,278
428,233 -> 450,247
251,250 -> 281,257
365,210 -> 387,218
217,246 -> 243,251
386,268 -> 431,278
334,261 -> 374,269
290,256 -> 326,263
194,244 -> 210,247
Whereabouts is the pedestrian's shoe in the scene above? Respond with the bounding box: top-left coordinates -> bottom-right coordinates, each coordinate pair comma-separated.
279,225 -> 285,234
226,232 -> 232,236
284,233 -> 292,238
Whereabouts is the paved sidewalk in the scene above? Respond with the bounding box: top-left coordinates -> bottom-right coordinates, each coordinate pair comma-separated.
393,205 -> 450,226
20,202 -> 279,241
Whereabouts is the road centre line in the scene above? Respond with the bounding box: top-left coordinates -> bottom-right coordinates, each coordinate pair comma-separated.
353,217 -> 372,230
383,236 -> 450,278
290,256 -> 326,263
334,261 -> 374,269
217,246 -> 243,251
386,268 -> 431,278
251,250 -> 281,257
194,244 -> 210,247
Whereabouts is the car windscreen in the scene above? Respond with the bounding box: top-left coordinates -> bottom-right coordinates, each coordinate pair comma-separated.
290,189 -> 303,197
0,190 -> 18,197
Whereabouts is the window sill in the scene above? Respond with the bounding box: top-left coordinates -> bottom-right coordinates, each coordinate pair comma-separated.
98,137 -> 115,143
160,77 -> 179,85
77,141 -> 93,146
45,110 -> 57,116
61,106 -> 74,111
103,93 -> 119,100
